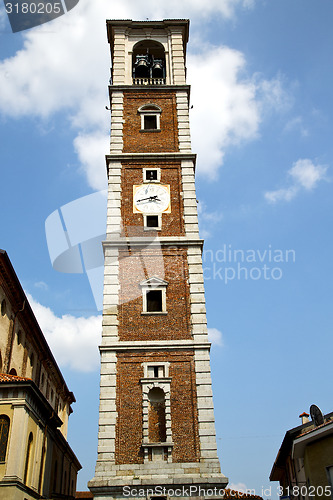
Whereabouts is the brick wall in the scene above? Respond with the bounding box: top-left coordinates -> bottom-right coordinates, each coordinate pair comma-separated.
148,394 -> 166,443
123,91 -> 179,153
120,160 -> 185,238
115,356 -> 144,464
118,247 -> 191,341
115,351 -> 200,465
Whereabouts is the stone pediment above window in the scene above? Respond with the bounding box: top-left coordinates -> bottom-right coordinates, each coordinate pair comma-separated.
140,277 -> 168,314
139,276 -> 168,288
138,104 -> 162,113
138,104 -> 162,131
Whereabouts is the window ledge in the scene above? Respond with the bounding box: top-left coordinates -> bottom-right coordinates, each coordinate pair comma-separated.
140,377 -> 172,383
141,311 -> 167,316
140,129 -> 161,133
142,442 -> 174,447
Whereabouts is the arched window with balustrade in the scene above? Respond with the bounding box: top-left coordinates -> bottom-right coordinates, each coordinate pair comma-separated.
132,40 -> 166,84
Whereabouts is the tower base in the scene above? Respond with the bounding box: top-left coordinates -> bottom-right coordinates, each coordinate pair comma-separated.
89,461 -> 228,499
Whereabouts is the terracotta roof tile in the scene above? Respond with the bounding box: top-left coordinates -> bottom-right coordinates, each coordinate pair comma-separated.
0,373 -> 32,383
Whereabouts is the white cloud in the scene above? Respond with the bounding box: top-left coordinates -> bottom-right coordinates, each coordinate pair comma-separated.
0,2 -> 111,189
289,158 -> 328,190
197,200 -> 223,238
0,15 -> 107,120
74,132 -> 109,191
34,281 -> 49,291
265,158 -> 328,203
188,46 -> 259,178
27,293 -> 101,372
0,0 -> 280,189
228,483 -> 250,494
208,327 -> 223,346
264,186 -> 299,204
0,0 -> 256,117
188,47 -> 291,179
120,0 -> 255,21
257,76 -> 293,114
284,116 -> 309,137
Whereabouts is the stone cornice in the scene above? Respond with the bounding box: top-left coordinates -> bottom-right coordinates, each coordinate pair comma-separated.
106,19 -> 190,46
109,84 -> 191,97
102,236 -> 203,249
0,380 -> 62,428
106,152 -> 196,164
99,340 -> 211,352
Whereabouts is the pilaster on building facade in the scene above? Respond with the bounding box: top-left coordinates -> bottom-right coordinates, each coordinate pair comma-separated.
89,19 -> 228,500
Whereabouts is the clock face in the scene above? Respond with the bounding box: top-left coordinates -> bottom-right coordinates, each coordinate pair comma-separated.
133,184 -> 170,214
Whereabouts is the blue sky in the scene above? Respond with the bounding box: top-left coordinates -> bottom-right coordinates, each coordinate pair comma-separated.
1,0 -> 333,495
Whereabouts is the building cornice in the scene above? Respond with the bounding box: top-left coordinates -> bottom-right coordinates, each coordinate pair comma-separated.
100,340 -> 211,352
102,236 -> 204,249
109,84 -> 191,95
106,152 -> 196,164
106,18 -> 190,46
0,379 -> 62,428
0,379 -> 82,469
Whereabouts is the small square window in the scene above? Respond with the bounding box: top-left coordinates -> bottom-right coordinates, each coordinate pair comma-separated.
142,362 -> 169,378
146,169 -> 158,181
140,277 -> 168,315
146,215 -> 159,228
147,366 -> 165,378
144,115 -> 157,130
143,168 -> 160,183
147,290 -> 162,312
143,214 -> 161,231
138,104 -> 162,131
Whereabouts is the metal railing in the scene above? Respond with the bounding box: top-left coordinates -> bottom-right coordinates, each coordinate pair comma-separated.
133,78 -> 166,85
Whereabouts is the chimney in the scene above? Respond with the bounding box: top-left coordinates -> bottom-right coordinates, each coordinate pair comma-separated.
299,412 -> 310,425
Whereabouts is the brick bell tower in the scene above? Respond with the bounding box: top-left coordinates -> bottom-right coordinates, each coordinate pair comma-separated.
89,19 -> 228,499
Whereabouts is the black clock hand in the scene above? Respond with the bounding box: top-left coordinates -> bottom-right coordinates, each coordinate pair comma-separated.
136,195 -> 158,203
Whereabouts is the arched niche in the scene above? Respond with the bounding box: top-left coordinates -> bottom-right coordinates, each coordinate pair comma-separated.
132,40 -> 166,81
148,387 -> 166,443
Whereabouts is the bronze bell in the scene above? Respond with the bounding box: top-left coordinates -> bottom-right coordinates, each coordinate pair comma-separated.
134,55 -> 150,78
151,59 -> 164,78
